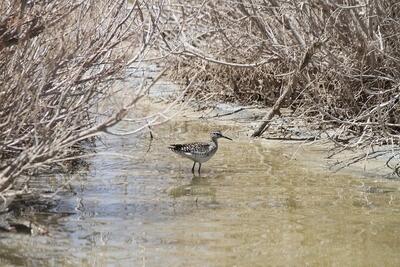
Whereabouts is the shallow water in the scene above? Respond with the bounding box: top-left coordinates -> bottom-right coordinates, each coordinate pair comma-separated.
1,116 -> 400,266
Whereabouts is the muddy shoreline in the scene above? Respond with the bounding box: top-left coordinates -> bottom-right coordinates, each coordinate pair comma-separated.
146,73 -> 396,180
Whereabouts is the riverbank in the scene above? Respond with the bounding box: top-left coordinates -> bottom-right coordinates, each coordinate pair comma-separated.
143,71 -> 396,180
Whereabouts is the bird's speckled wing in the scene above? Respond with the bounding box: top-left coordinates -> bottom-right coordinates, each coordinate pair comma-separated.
168,142 -> 211,155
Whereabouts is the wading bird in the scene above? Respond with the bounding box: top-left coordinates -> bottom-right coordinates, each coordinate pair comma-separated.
169,131 -> 233,174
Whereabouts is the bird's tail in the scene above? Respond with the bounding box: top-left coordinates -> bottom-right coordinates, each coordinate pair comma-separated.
168,144 -> 181,151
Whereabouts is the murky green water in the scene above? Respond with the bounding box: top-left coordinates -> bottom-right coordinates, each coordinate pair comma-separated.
1,110 -> 400,266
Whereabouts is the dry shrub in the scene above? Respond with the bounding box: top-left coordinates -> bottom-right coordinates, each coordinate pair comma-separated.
169,61 -> 287,105
0,1 -> 157,197
156,0 -> 400,170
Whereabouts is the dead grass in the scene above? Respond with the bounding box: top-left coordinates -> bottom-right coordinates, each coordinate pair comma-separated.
155,0 -> 400,172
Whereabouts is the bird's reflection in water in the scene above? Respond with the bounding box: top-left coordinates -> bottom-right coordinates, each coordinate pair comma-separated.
168,174 -> 226,210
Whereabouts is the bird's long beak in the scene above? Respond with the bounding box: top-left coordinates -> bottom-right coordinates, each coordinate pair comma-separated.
222,135 -> 233,141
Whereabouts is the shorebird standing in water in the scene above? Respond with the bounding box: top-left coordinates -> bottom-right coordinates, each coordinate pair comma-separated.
169,131 -> 233,174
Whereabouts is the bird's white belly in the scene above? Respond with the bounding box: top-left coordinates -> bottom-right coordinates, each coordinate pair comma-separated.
183,150 -> 216,163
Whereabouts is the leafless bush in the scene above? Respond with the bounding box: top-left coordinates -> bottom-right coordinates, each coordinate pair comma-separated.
156,0 -> 400,172
0,0 -> 164,201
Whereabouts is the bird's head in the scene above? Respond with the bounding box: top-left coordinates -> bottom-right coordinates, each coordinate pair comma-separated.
210,130 -> 232,141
